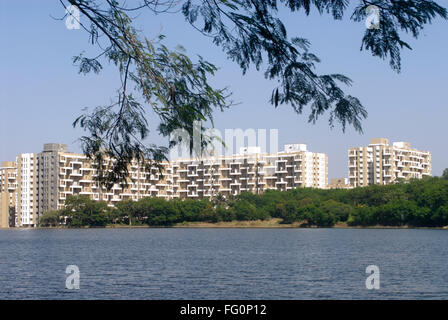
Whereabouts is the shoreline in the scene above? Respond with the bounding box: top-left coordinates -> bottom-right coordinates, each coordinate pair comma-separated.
3,219 -> 448,230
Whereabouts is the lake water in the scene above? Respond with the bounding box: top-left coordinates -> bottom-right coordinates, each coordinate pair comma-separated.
0,228 -> 447,299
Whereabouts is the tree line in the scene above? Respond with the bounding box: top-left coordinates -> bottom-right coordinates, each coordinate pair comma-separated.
39,175 -> 448,228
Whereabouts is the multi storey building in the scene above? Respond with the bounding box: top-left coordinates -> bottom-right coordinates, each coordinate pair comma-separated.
1,143 -> 328,226
0,161 -> 17,228
55,143 -> 327,203
348,138 -> 431,187
16,153 -> 38,227
36,143 -> 69,216
56,152 -> 173,208
329,178 -> 351,189
172,144 -> 328,199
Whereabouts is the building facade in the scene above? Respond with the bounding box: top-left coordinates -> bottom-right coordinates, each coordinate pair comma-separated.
348,138 -> 431,187
54,143 -> 327,204
16,154 -> 38,227
56,152 -> 173,208
0,161 -> 17,228
1,143 -> 328,226
36,143 -> 69,216
329,178 -> 351,189
172,144 -> 327,199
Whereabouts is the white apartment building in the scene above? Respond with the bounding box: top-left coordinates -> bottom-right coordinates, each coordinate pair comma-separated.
2,143 -> 328,226
16,153 -> 38,227
172,144 -> 327,199
348,138 -> 431,187
56,152 -> 173,209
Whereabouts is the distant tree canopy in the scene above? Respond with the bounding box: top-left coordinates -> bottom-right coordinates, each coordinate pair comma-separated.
39,176 -> 448,228
59,0 -> 447,186
443,168 -> 448,179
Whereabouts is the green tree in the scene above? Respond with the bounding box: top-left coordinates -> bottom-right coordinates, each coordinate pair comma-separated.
199,204 -> 221,223
320,199 -> 353,222
146,198 -> 180,226
64,195 -> 110,227
277,200 -> 299,224
58,0 -> 446,186
178,198 -> 210,222
216,205 -> 236,222
375,200 -> 418,226
115,199 -> 137,225
300,205 -> 335,227
231,200 -> 257,221
443,168 -> 448,180
211,193 -> 227,207
347,206 -> 377,227
38,210 -> 62,227
432,204 -> 448,227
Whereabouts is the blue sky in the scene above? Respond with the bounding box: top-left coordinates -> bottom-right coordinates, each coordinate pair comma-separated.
0,1 -> 447,179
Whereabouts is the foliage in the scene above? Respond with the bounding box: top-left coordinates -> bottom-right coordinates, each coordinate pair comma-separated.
62,195 -> 111,227
58,0 -> 446,186
42,177 -> 448,228
442,168 -> 448,180
38,210 -> 62,227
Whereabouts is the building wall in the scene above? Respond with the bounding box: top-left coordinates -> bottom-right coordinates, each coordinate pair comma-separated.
53,144 -> 328,205
16,154 -> 38,227
2,143 -> 328,226
36,144 -> 68,216
0,192 -> 9,228
57,153 -> 173,207
348,138 -> 431,188
172,144 -> 328,199
0,161 -> 17,227
329,178 -> 351,189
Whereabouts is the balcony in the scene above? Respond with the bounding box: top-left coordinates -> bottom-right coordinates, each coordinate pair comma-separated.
70,170 -> 82,177
79,191 -> 94,195
187,193 -> 199,197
